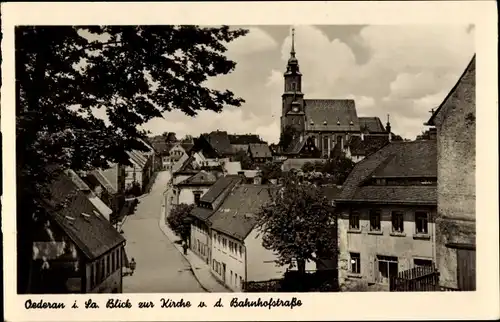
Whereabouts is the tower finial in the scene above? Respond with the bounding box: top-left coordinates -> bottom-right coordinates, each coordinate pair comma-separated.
291,27 -> 296,57
387,114 -> 390,124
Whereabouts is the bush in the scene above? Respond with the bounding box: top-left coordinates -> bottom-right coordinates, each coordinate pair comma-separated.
125,181 -> 142,197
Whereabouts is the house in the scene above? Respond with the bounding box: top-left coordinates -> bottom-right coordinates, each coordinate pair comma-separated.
189,175 -> 243,265
335,140 -> 437,291
248,143 -> 273,164
125,149 -> 153,193
344,135 -> 391,163
425,55 -> 476,291
192,131 -> 235,160
65,169 -> 113,222
31,172 -> 126,293
172,170 -> 218,206
165,142 -> 191,169
279,29 -> 392,161
81,166 -> 126,223
171,154 -> 200,185
207,183 -> 284,292
228,134 -> 264,153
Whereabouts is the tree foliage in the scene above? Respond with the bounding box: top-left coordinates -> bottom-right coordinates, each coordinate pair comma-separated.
259,161 -> 283,183
300,154 -> 355,185
16,25 -> 248,293
232,149 -> 255,170
255,173 -> 337,273
278,125 -> 298,151
167,203 -> 195,240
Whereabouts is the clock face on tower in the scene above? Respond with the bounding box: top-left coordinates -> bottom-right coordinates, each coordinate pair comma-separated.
293,107 -> 299,112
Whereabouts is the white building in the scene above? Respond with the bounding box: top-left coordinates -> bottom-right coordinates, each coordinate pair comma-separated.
172,171 -> 217,206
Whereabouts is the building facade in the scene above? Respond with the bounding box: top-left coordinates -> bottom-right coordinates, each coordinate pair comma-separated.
32,172 -> 126,294
426,55 -> 476,291
335,140 -> 437,291
172,170 -> 217,206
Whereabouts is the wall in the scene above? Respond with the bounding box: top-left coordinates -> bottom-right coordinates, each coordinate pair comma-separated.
191,221 -> 211,265
337,205 -> 436,288
245,229 -> 287,284
176,186 -> 210,205
172,174 -> 192,185
210,230 -> 246,292
88,269 -> 122,293
434,59 -> 476,289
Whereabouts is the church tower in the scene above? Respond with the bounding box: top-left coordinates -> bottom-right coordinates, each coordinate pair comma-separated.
281,28 -> 305,136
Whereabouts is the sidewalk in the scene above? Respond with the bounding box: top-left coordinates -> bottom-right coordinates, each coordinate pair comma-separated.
158,190 -> 231,293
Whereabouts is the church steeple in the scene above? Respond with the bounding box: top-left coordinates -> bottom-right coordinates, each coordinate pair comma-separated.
287,27 -> 299,68
291,28 -> 296,57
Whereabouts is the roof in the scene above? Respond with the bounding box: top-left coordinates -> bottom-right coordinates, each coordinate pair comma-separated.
223,161 -> 242,175
101,165 -> 119,193
151,140 -> 171,154
180,142 -> 194,153
248,143 -> 272,158
347,135 -> 390,157
359,117 -> 386,133
204,131 -> 234,156
89,170 -> 118,194
174,154 -> 198,174
127,150 -> 148,169
208,184 -> 274,241
199,175 -> 242,203
177,170 -> 217,186
427,54 -> 476,126
43,173 -> 125,260
337,140 -> 437,204
284,134 -> 309,154
228,134 -> 263,145
304,99 -> 360,132
322,185 -> 343,201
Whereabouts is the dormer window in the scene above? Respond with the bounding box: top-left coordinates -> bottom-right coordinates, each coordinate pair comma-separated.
323,120 -> 327,125
337,119 -> 341,125
310,120 -> 314,125
350,120 -> 354,125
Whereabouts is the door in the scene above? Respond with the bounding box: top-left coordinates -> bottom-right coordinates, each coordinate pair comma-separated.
457,249 -> 476,291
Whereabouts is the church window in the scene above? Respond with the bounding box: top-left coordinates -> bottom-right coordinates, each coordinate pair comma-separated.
291,82 -> 296,91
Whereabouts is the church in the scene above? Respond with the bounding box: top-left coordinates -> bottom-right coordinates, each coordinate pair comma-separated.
280,29 -> 393,161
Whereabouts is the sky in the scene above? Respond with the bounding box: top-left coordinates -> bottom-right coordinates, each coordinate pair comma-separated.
142,25 -> 475,143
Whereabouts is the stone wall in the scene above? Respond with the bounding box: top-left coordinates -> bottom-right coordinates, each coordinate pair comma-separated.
434,58 -> 476,289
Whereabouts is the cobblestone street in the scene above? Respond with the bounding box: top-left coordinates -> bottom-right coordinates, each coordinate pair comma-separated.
122,171 -> 206,293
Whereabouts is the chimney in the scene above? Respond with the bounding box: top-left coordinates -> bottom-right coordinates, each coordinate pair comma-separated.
429,127 -> 437,140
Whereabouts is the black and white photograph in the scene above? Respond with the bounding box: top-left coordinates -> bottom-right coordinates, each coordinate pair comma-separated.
1,1 -> 498,321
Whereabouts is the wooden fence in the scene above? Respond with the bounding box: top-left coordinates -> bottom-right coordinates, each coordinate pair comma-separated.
390,266 -> 460,292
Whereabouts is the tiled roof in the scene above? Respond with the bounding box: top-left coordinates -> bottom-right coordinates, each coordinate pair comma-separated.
208,184 -> 275,241
322,185 -> 343,201
284,134 -> 310,154
359,117 -> 386,133
337,140 -> 437,204
181,142 -> 194,153
427,54 -> 476,126
347,135 -> 390,157
228,134 -> 263,145
248,143 -> 272,158
191,207 -> 215,221
199,175 -> 242,204
177,170 -> 217,186
304,99 -> 360,132
205,131 -> 234,156
43,173 -> 125,260
175,154 -> 198,174
151,140 -> 171,154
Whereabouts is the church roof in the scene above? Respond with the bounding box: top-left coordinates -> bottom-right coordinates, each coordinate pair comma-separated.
359,117 -> 386,133
304,99 -> 360,132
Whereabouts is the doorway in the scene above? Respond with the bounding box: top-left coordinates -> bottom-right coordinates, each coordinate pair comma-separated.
376,255 -> 398,284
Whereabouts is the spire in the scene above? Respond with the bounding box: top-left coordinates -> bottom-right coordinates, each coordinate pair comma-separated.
291,27 -> 296,57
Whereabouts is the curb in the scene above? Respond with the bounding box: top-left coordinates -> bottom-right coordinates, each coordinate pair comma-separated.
159,190 -> 211,293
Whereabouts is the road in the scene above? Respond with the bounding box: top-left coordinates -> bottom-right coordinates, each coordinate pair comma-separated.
121,170 -> 206,293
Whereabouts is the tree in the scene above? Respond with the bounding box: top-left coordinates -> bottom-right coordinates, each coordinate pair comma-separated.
278,125 -> 298,151
260,161 -> 283,183
301,161 -> 315,173
255,173 -> 337,275
167,203 -> 195,241
233,149 -> 255,170
16,25 -> 248,293
321,154 -> 355,185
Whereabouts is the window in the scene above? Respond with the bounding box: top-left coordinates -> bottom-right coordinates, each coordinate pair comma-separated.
391,211 -> 404,233
194,192 -> 202,205
239,246 -> 243,257
349,211 -> 360,230
230,271 -> 233,284
291,82 -> 296,91
415,212 -> 428,234
414,258 -> 433,268
229,241 -> 233,253
350,252 -> 361,274
376,255 -> 398,284
218,235 -> 221,244
369,210 -> 381,231
235,273 -> 238,286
